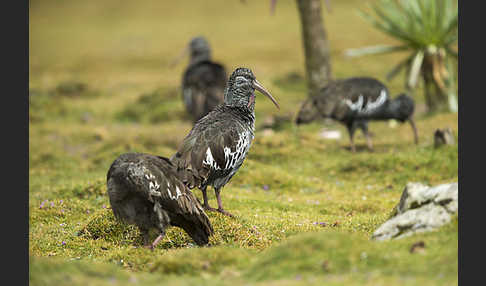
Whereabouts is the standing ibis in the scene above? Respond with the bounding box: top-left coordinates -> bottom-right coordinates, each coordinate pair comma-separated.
171,67 -> 280,217
295,77 -> 418,152
172,36 -> 227,123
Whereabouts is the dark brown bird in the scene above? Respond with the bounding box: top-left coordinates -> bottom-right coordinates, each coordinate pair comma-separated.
106,153 -> 213,250
171,67 -> 280,217
295,77 -> 418,152
171,36 -> 227,123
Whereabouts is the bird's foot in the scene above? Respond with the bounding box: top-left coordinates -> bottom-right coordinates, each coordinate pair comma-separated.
142,234 -> 165,251
203,201 -> 234,217
217,208 -> 234,218
203,205 -> 219,212
143,244 -> 154,251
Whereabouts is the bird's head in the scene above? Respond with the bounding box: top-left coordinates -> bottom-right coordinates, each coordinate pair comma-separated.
169,36 -> 211,68
295,96 -> 320,125
188,36 -> 211,64
224,67 -> 279,111
388,93 -> 415,122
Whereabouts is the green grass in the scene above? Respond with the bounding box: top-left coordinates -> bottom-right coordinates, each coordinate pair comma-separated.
30,0 -> 458,285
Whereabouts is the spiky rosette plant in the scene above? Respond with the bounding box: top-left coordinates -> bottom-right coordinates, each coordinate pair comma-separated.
346,0 -> 458,113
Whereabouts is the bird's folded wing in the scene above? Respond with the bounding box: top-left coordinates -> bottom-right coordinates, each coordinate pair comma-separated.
123,155 -> 204,216
171,119 -> 246,184
184,61 -> 227,88
341,89 -> 389,117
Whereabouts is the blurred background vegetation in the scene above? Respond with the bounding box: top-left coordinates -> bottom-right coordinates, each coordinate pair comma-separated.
347,0 -> 458,113
29,0 -> 458,285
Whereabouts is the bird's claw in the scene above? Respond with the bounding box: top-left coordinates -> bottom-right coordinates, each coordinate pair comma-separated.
143,244 -> 154,251
203,205 -> 218,212
217,209 -> 234,218
203,206 -> 234,217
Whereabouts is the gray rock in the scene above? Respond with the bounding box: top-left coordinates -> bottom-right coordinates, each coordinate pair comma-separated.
319,129 -> 341,140
434,128 -> 455,148
372,182 -> 458,241
261,128 -> 275,137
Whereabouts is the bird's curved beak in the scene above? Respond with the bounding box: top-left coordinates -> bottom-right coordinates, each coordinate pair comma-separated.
168,46 -> 189,68
252,79 -> 280,110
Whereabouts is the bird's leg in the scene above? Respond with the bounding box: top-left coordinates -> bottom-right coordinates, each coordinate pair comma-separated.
346,123 -> 357,153
144,229 -> 166,251
409,118 -> 419,144
349,137 -> 356,153
140,228 -> 151,248
150,232 -> 165,250
361,122 -> 374,152
365,134 -> 373,151
201,186 -> 217,212
215,188 -> 234,217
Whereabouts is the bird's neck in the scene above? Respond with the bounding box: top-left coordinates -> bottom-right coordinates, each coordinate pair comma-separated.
190,53 -> 211,65
225,105 -> 255,128
224,90 -> 256,114
362,99 -> 401,120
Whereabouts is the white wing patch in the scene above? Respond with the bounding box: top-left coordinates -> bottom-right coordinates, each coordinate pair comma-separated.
344,89 -> 388,115
345,95 -> 364,111
203,147 -> 222,170
149,181 -> 160,193
223,131 -> 251,170
165,181 -> 183,200
203,131 -> 252,171
126,163 -> 184,202
142,167 -> 182,201
142,169 -> 162,201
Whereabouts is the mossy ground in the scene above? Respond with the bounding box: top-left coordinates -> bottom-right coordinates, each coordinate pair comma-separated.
30,0 -> 458,285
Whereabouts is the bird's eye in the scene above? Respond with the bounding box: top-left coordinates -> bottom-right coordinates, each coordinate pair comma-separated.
235,76 -> 248,86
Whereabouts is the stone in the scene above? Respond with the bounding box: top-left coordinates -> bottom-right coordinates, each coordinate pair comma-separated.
434,128 -> 455,148
261,116 -> 276,129
260,113 -> 293,130
372,182 -> 458,241
319,128 -> 341,140
261,128 -> 275,137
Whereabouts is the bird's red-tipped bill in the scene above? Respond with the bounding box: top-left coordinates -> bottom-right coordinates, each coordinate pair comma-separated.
253,79 -> 280,110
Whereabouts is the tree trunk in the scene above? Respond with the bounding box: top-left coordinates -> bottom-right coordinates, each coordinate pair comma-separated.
296,0 -> 333,97
421,55 -> 448,113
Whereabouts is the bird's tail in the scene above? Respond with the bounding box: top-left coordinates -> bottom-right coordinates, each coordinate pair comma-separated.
175,189 -> 214,246
166,156 -> 213,245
